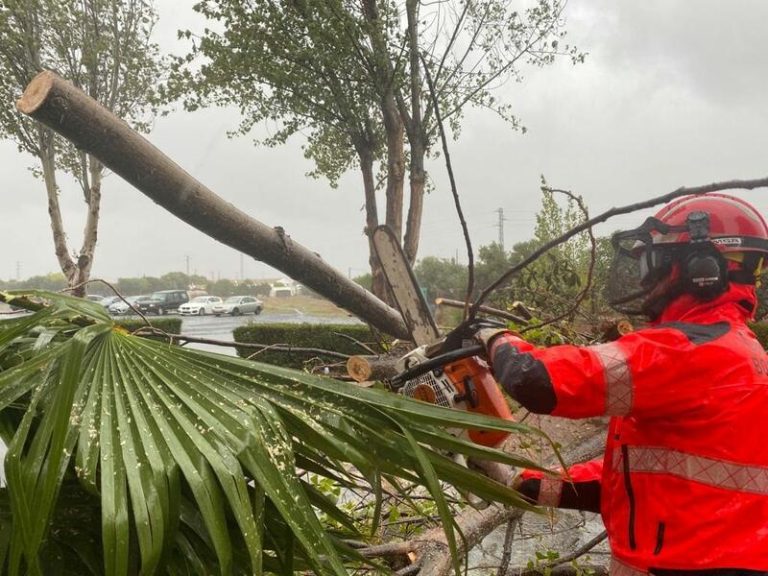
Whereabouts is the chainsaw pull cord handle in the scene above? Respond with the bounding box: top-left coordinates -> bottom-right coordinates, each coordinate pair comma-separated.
389,344 -> 485,388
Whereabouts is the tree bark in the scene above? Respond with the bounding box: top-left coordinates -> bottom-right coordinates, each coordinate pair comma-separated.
72,154 -> 103,296
403,0 -> 426,265
358,142 -> 390,302
383,101 -> 405,240
346,354 -> 400,383
39,128 -> 78,284
361,0 -> 406,242
18,70 -> 411,340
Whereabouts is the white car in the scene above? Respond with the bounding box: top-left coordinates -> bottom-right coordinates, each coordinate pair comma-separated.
212,296 -> 263,316
178,296 -> 223,316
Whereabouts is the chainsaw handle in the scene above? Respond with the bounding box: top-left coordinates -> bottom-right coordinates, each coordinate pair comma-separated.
390,344 -> 485,387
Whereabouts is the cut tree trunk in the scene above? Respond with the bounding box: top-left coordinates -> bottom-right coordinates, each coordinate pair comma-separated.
346,354 -> 400,383
18,70 -> 410,340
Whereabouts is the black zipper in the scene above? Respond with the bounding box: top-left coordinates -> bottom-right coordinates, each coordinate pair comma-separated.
621,444 -> 637,550
654,521 -> 665,555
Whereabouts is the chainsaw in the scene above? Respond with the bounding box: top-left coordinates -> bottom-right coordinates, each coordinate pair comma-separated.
372,225 -> 515,450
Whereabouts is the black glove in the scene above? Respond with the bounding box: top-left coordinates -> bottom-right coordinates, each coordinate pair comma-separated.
474,326 -> 510,351
438,318 -> 508,355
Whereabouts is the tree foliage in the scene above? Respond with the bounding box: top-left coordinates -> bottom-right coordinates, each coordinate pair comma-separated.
0,0 -> 165,294
412,189 -> 615,330
169,0 -> 583,296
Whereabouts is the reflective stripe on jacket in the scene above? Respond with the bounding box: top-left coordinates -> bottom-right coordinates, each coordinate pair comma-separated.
489,283 -> 768,570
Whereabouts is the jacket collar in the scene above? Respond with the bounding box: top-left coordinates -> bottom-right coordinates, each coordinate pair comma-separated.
653,283 -> 757,325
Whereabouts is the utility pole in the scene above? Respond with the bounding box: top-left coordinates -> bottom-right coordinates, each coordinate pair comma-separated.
15,261 -> 21,281
240,253 -> 244,281
494,208 -> 506,250
185,255 -> 190,276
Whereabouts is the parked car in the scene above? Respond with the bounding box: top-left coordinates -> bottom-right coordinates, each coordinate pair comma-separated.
212,296 -> 263,316
85,294 -> 104,303
178,296 -> 222,316
99,295 -> 121,308
109,295 -> 153,315
138,290 -> 190,315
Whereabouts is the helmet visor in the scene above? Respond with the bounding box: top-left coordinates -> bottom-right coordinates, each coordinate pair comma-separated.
605,218 -> 686,315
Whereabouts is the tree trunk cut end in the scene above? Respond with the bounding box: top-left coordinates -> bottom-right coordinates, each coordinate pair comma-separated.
16,70 -> 57,114
347,356 -> 373,382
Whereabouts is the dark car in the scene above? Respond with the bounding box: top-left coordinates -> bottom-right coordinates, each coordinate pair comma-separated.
138,290 -> 189,315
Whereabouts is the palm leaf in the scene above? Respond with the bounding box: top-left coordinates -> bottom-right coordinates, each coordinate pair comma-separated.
0,291 -> 553,575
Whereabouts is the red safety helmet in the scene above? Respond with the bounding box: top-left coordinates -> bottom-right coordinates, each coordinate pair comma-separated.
606,193 -> 768,318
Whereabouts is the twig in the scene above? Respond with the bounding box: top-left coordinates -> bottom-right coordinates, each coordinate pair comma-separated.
62,277 -> 153,327
396,564 -> 421,576
331,331 -> 379,354
495,514 -> 520,576
357,541 -> 415,558
540,530 -> 607,569
420,53 -> 474,320
435,298 -> 529,325
472,176 -> 768,316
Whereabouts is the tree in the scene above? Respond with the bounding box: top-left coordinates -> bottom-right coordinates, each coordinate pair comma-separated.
0,0 -> 165,296
414,255 -> 467,301
474,242 -> 520,306
170,0 -> 582,299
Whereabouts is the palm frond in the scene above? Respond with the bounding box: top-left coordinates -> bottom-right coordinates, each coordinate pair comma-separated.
0,291 -> 551,575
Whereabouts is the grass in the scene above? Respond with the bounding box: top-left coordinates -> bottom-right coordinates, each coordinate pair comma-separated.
262,295 -> 354,317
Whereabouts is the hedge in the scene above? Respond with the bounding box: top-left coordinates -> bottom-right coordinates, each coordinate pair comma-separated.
233,323 -> 387,369
115,317 -> 182,334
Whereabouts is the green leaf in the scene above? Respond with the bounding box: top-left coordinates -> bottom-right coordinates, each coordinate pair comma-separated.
0,291 -> 556,575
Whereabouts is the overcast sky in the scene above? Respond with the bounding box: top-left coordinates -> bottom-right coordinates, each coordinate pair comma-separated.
2,0 -> 768,285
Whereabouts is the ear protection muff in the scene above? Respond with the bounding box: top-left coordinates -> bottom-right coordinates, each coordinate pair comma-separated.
682,242 -> 728,299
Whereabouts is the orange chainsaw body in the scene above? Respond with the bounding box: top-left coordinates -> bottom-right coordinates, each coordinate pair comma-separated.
399,349 -> 514,447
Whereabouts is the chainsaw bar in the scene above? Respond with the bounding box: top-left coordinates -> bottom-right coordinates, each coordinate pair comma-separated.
373,225 -> 440,346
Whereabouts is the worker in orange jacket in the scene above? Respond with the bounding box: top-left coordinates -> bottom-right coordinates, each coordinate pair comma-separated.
475,194 -> 768,575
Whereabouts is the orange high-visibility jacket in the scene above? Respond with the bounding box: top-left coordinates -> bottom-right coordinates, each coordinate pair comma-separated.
489,283 -> 768,573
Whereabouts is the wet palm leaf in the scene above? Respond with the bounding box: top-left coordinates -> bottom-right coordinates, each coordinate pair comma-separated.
0,291 -> 551,575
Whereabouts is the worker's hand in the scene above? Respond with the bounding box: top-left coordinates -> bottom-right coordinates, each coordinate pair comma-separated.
473,327 -> 510,351
439,318 -> 507,355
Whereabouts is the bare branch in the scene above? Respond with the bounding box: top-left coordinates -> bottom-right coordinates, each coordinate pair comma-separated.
472,177 -> 768,316
420,54 -> 474,319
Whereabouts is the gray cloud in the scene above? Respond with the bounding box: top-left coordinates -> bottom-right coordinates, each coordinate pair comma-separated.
2,0 -> 768,286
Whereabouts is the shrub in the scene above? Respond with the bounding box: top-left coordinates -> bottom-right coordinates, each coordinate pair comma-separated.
233,323 -> 386,369
115,317 -> 182,334
750,321 -> 768,349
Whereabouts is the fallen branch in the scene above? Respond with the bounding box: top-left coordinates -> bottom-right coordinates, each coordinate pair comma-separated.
346,354 -> 401,382
17,70 -> 410,340
539,530 -> 608,570
435,298 -> 530,325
